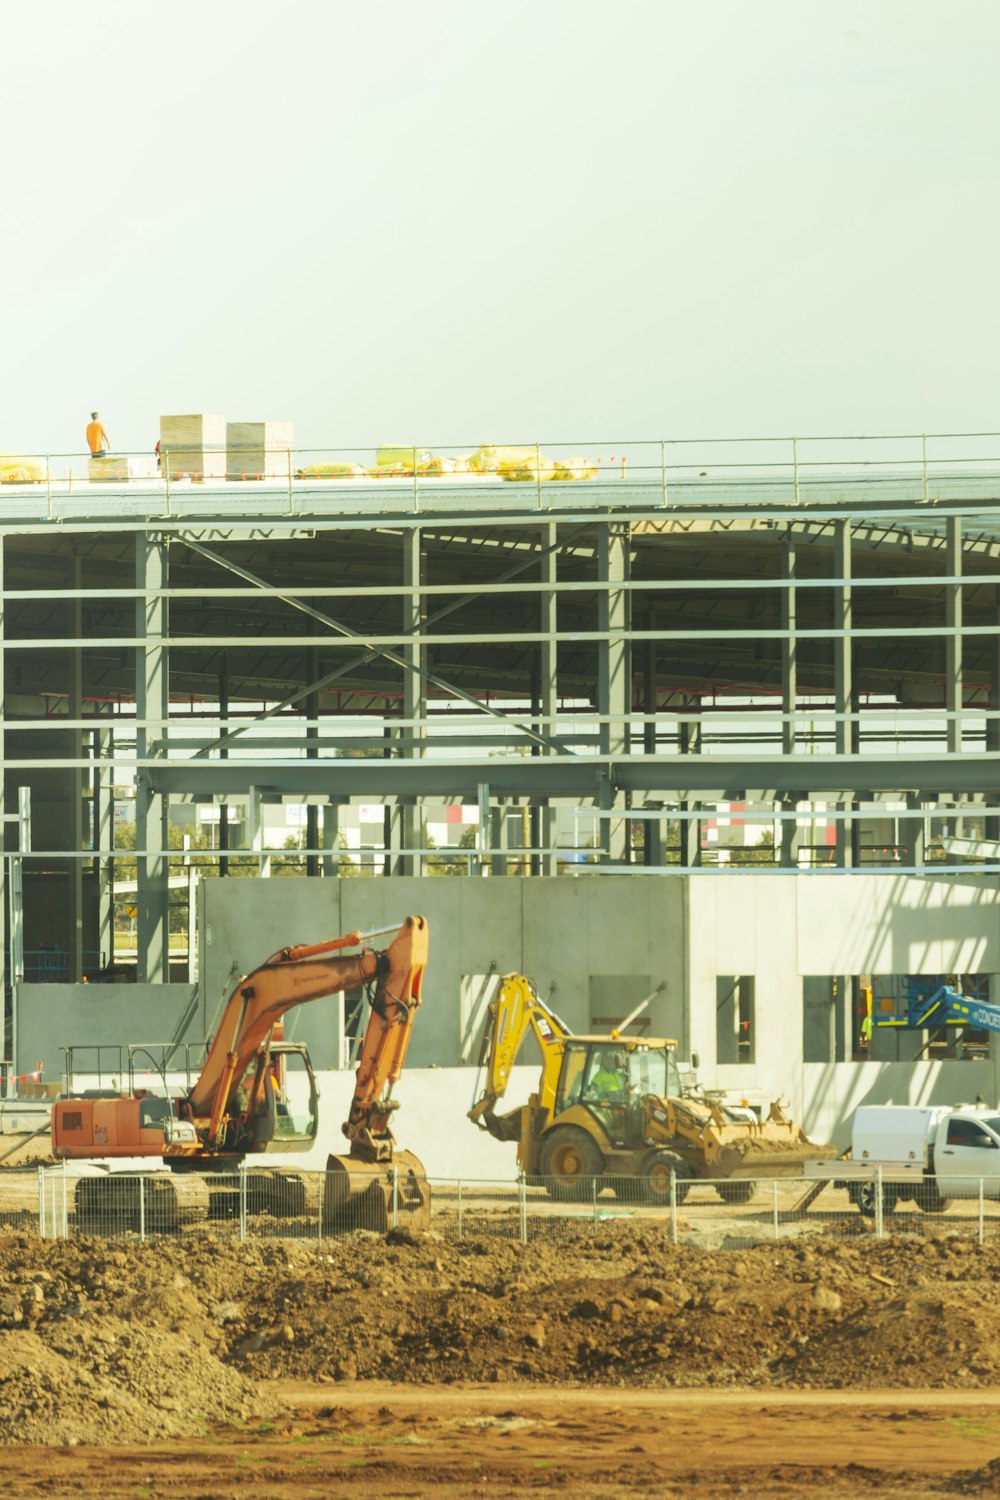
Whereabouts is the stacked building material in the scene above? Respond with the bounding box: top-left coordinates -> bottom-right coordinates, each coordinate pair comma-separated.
226,421 -> 294,480
159,414 -> 227,480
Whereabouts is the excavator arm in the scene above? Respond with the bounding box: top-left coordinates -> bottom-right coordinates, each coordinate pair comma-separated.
469,974 -> 570,1141
187,914 -> 428,1151
341,914 -> 428,1162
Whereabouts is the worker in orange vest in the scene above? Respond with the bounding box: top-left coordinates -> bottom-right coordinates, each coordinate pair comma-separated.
86,411 -> 110,457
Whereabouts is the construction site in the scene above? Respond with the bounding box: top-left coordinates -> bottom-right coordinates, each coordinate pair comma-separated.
1,427 -> 1000,1494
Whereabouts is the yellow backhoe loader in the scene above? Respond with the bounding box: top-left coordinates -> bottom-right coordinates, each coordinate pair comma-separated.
469,974 -> 832,1202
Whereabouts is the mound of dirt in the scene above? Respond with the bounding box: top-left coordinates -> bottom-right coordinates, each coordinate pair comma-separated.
0,1223 -> 997,1443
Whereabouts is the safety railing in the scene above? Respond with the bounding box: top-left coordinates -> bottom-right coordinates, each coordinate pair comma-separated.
6,431 -> 1000,521
14,1166 -> 1000,1245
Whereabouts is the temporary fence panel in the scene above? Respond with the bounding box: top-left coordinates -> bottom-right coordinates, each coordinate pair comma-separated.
24,1168 -> 1000,1245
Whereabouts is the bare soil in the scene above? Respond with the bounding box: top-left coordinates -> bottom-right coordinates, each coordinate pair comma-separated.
0,1222 -> 997,1493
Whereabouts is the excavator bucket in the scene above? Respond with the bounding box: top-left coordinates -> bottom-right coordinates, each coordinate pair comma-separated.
323,1150 -> 431,1234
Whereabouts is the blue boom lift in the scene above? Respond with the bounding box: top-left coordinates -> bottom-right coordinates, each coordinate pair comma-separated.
874,979 -> 1000,1036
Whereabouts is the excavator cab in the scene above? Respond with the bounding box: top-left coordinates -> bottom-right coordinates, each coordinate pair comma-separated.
235,1038 -> 316,1152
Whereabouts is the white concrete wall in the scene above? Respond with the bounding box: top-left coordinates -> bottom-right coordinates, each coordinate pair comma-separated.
690,874 -> 1000,1132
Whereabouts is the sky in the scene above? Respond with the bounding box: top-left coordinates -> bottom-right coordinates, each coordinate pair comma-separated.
3,0 -> 1000,459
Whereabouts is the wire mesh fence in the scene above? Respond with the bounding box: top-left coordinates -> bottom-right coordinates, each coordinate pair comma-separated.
12,1166 -> 1000,1244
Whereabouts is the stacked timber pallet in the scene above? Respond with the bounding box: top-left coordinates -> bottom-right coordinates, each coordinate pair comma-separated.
226,420 -> 294,480
159,414 -> 227,481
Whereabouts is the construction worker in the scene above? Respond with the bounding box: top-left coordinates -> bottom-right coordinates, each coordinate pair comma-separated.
86,411 -> 110,457
589,1048 -> 627,1101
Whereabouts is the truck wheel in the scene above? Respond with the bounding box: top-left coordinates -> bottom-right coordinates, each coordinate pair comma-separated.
539,1127 -> 604,1202
919,1183 -> 953,1214
639,1150 -> 693,1205
717,1180 -> 756,1206
847,1181 -> 878,1215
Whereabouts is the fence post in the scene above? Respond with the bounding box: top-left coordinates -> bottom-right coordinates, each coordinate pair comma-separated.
38,1167 -> 46,1239
518,1171 -> 528,1244
391,1164 -> 399,1230
979,1178 -> 985,1247
772,1180 -> 780,1239
45,455 -> 51,515
875,1166 -> 884,1240
62,1162 -> 68,1239
921,433 -> 929,504
669,1170 -> 678,1246
317,1169 -> 325,1240
239,1165 -> 247,1244
592,1175 -> 599,1224
457,1179 -> 463,1239
138,1176 -> 145,1243
287,447 -> 294,513
792,436 -> 800,503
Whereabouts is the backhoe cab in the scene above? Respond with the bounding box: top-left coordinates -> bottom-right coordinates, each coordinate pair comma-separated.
470,973 -> 830,1203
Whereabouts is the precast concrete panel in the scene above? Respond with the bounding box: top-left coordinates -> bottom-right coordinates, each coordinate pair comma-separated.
801,1057 -> 1000,1149
793,875 -> 1000,976
200,880 -> 346,1068
17,983 -> 195,1079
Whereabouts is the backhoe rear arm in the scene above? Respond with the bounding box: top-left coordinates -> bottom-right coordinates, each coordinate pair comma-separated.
469,974 -> 569,1139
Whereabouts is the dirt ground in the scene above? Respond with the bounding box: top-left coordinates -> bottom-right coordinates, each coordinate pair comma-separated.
0,1387 -> 998,1498
0,1222 -> 998,1493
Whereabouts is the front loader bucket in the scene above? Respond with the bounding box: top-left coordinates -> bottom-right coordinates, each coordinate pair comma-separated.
323,1149 -> 431,1234
715,1132 -> 837,1180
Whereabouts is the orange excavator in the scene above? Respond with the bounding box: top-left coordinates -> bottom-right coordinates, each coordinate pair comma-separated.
51,914 -> 430,1232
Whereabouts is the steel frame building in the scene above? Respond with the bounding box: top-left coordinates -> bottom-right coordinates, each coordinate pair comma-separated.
4,431 -> 1000,1002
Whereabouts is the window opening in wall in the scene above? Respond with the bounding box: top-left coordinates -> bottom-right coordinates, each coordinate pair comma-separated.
716,976 -> 754,1064
805,973 -> 998,1064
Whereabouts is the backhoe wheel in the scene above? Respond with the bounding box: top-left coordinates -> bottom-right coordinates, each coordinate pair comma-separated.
539,1126 -> 604,1202
716,1179 -> 756,1206
640,1150 -> 693,1205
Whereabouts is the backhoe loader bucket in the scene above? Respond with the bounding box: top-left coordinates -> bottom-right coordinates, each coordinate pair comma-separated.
712,1128 -> 837,1180
323,1150 -> 431,1234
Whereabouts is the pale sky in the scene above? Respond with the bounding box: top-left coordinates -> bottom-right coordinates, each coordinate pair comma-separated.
3,0 -> 1000,458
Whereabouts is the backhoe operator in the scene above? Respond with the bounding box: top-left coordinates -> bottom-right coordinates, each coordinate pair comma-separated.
587,1048 -> 627,1101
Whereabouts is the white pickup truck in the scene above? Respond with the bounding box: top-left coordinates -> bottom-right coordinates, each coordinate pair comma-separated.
804,1103 -> 1000,1214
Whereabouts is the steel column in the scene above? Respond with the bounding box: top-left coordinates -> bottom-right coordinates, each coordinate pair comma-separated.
68,555 -> 84,978
396,530 -> 424,876
946,516 -> 963,755
597,524 -> 628,862
94,725 -> 114,969
135,535 -> 170,983
833,521 -> 853,868
538,523 -> 559,876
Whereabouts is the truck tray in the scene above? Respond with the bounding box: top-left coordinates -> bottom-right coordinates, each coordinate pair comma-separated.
802,1159 -> 926,1182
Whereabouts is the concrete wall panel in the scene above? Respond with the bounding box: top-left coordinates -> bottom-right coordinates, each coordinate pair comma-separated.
16,983 -> 194,1077
794,875 -> 1000,976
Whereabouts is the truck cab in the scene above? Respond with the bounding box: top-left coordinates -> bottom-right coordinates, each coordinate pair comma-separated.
930,1108 -> 1000,1198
